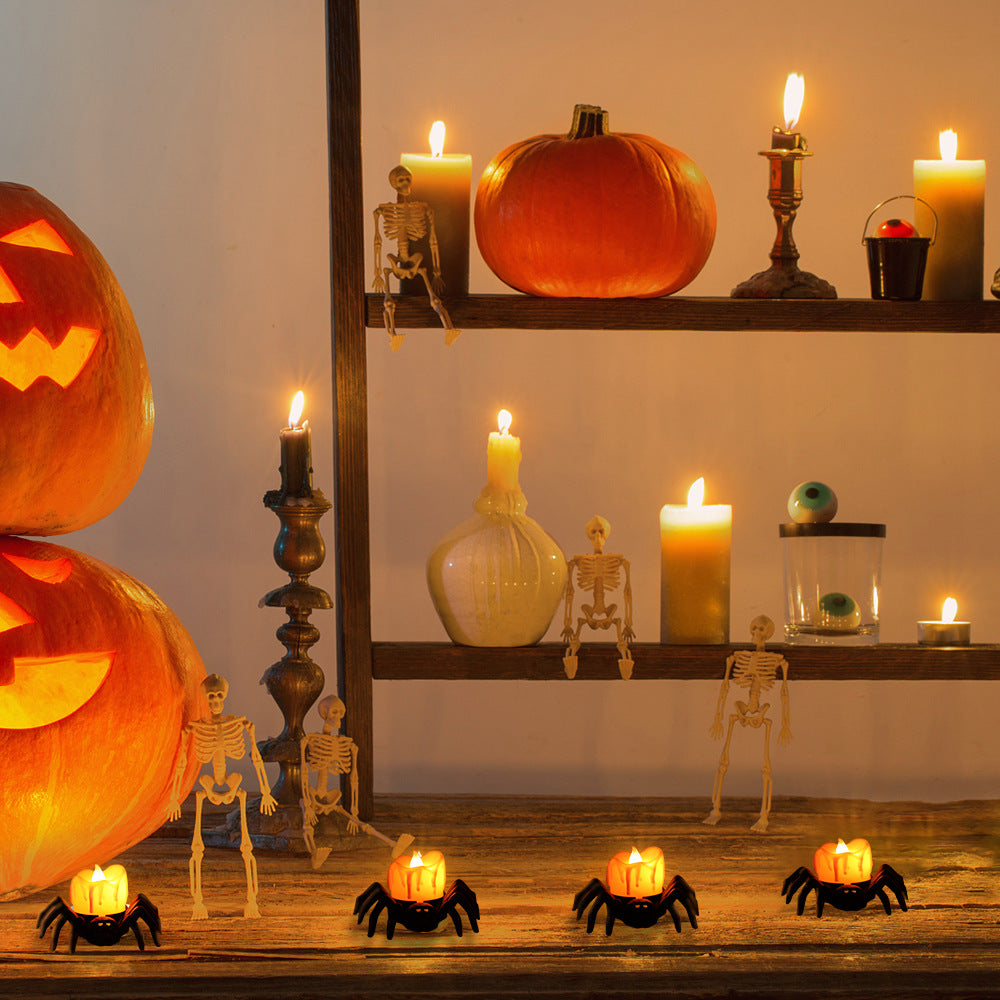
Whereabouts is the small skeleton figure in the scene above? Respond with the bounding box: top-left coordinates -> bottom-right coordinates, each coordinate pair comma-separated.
704,616 -> 791,833
561,515 -> 635,680
300,695 -> 414,868
373,165 -> 460,351
168,673 -> 276,919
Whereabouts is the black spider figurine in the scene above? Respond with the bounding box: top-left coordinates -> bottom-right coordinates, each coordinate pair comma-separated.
37,894 -> 162,952
781,865 -> 909,917
353,879 -> 480,939
573,875 -> 699,935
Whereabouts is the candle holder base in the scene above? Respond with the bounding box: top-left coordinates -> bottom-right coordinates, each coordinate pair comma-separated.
732,263 -> 836,299
37,895 -> 161,952
572,876 -> 699,935
354,881 -> 480,939
781,866 -> 908,917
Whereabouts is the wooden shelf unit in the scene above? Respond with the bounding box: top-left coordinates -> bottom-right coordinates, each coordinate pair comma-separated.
326,0 -> 1000,819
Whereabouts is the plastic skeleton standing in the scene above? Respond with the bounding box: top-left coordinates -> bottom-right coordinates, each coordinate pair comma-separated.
561,515 -> 635,680
372,164 -> 460,351
300,695 -> 414,868
703,615 -> 791,833
168,673 -> 276,918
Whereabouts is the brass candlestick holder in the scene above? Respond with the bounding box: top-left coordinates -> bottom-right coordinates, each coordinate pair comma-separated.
258,486 -> 333,811
732,132 -> 836,299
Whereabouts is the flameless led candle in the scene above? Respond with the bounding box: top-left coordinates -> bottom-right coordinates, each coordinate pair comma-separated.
606,846 -> 665,898
660,478 -> 732,644
918,596 -> 971,645
279,390 -> 312,497
400,121 -> 472,295
387,850 -> 447,903
813,838 -> 873,884
771,72 -> 806,150
69,863 -> 129,915
486,409 -> 521,492
914,130 -> 985,300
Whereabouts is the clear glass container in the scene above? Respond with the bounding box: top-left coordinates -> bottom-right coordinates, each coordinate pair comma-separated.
780,522 -> 885,645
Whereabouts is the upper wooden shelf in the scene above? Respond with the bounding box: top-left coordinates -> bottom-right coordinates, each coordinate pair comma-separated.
373,641 -> 1000,681
364,294 -> 1000,332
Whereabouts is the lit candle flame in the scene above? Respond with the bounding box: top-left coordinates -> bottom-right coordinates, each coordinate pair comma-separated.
429,120 -> 446,158
939,129 -> 958,162
409,850 -> 424,869
942,597 -> 958,623
835,838 -> 848,854
288,390 -> 305,428
783,73 -> 805,131
628,847 -> 643,863
497,408 -> 512,436
91,863 -> 106,882
687,477 -> 705,507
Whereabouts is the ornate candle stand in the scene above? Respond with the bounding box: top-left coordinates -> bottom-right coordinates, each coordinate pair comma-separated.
732,138 -> 836,299
254,485 -> 333,836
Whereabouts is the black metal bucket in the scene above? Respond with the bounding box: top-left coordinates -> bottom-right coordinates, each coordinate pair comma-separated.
862,196 -> 936,301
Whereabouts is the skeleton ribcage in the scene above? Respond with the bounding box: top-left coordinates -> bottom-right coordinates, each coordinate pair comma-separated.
190,719 -> 246,763
305,734 -> 354,774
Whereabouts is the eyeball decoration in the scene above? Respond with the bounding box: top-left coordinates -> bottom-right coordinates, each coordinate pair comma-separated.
813,592 -> 861,632
787,481 -> 838,524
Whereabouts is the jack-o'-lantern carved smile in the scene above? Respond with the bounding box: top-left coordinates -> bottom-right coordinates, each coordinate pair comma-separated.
0,551 -> 113,729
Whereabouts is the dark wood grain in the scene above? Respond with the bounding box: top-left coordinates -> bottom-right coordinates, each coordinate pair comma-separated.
364,294 -> 1000,332
327,0 -> 374,819
372,641 -> 1000,680
2,795 -> 997,998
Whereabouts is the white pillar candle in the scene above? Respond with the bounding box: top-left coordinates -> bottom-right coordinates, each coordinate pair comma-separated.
914,130 -> 985,300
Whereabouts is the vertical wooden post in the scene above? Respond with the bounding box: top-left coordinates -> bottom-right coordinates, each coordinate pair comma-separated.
326,0 -> 374,819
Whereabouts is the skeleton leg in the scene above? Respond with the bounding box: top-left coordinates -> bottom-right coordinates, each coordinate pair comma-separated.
236,788 -> 262,918
750,717 -> 774,834
563,620 -> 586,679
704,714 -> 741,826
189,790 -> 209,920
381,270 -> 405,352
419,270 -> 461,345
614,619 -> 633,681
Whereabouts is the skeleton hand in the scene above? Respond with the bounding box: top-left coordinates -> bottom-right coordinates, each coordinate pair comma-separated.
622,625 -> 636,642
167,800 -> 182,823
372,272 -> 386,293
303,804 -> 318,829
430,271 -> 445,296
347,816 -> 361,835
259,791 -> 277,816
778,725 -> 792,746
560,626 -> 576,644
708,716 -> 724,740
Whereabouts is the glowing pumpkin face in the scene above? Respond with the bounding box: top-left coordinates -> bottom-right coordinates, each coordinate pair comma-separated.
0,536 -> 206,901
0,182 -> 153,536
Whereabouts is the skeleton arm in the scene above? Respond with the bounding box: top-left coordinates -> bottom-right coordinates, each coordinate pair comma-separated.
560,558 -> 578,641
426,208 -> 444,293
709,655 -> 736,739
346,743 -> 360,834
246,721 -> 277,815
300,735 -> 317,827
372,208 -> 385,292
621,557 -> 635,640
778,657 -> 792,744
167,724 -> 192,822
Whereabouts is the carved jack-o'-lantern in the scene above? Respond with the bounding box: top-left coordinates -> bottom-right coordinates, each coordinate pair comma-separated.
0,182 -> 153,536
0,535 -> 205,900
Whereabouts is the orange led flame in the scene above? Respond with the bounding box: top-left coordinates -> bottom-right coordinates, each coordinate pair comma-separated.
0,219 -> 73,255
0,326 -> 101,391
91,864 -> 106,882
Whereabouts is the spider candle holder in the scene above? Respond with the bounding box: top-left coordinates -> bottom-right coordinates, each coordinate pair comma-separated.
781,837 -> 909,917
732,73 -> 836,299
573,846 -> 699,936
257,393 -> 333,820
354,850 -> 480,939
37,864 -> 161,952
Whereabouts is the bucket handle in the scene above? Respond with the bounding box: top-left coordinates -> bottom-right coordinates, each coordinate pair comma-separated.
862,195 -> 937,245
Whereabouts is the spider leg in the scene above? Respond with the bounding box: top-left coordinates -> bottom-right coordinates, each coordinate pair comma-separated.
131,921 -> 147,951
366,897 -> 387,938
47,913 -> 68,952
874,886 -> 893,915
603,901 -> 617,937
798,882 -> 817,916
69,923 -> 79,954
447,903 -> 465,937
664,900 -> 682,932
36,898 -> 63,936
872,865 -> 909,912
136,894 -> 162,946
813,888 -> 825,918
353,882 -> 383,921
449,880 -> 480,933
781,867 -> 811,904
572,878 -> 604,917
665,876 -> 699,929
384,907 -> 397,941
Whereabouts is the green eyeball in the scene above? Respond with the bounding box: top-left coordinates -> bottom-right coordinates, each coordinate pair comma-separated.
813,592 -> 861,631
787,481 -> 838,523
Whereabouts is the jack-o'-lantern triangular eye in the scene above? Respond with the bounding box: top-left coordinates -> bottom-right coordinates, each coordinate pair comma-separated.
0,263 -> 22,304
0,219 -> 73,255
2,552 -> 73,583
0,591 -> 34,633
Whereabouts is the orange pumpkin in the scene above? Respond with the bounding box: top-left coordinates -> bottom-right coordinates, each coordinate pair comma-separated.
475,104 -> 717,298
0,535 -> 205,900
0,182 -> 152,536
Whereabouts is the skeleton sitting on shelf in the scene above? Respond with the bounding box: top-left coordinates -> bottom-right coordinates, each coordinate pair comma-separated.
561,515 -> 635,680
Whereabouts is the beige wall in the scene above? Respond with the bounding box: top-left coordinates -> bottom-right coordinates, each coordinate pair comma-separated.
4,0 -> 997,802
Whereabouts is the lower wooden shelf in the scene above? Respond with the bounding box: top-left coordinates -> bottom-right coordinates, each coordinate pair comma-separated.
372,641 -> 1000,681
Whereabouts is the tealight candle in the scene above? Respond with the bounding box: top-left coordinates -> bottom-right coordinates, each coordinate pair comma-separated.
279,390 -> 312,497
660,478 -> 732,644
486,408 -> 521,492
914,130 -> 985,300
69,863 -> 129,915
918,596 -> 971,645
401,120 -> 471,296
606,846 -> 665,898
387,850 -> 447,903
813,838 -> 872,884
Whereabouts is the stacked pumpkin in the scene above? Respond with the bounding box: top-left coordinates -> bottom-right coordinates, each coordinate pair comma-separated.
475,104 -> 717,298
0,183 -> 206,900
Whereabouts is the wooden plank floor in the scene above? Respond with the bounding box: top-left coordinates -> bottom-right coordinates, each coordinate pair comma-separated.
1,795 -> 998,998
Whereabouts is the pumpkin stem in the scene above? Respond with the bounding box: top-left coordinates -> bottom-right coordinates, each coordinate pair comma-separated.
568,104 -> 609,139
